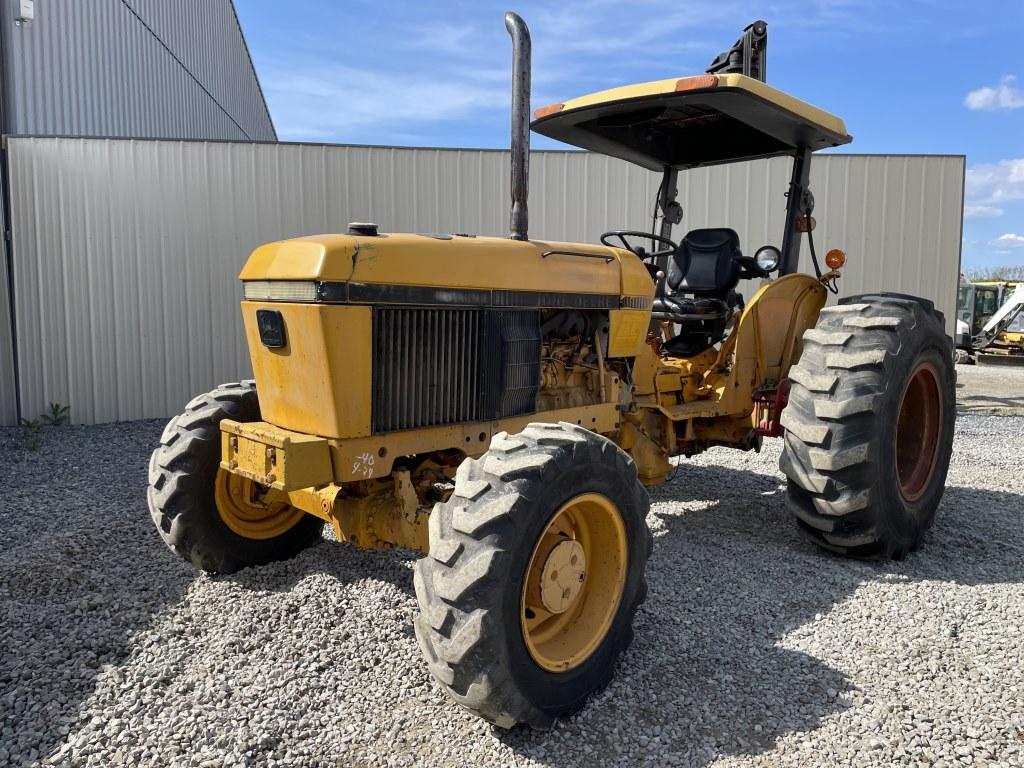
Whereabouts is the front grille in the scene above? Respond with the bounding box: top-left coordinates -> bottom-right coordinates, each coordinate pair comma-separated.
494,310 -> 542,419
371,308 -> 540,433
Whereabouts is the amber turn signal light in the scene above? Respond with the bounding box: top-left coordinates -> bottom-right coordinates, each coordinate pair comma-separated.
825,249 -> 847,269
675,75 -> 718,92
533,103 -> 564,119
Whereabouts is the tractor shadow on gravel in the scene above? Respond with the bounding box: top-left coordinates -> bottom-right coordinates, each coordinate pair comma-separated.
224,531 -> 416,599
497,458 -> 1024,767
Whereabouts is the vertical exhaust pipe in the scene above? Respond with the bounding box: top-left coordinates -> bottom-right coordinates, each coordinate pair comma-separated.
505,11 -> 531,241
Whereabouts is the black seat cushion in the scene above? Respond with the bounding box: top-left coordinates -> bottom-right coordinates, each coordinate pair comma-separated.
652,295 -> 731,320
666,228 -> 742,296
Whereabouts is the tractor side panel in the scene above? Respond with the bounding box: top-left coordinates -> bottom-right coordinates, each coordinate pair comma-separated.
242,301 -> 373,439
608,309 -> 649,357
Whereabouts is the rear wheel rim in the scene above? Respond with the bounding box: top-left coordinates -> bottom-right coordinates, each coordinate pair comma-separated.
895,360 -> 943,502
520,493 -> 628,673
214,469 -> 306,540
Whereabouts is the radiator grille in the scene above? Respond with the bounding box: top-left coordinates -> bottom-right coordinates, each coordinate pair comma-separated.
494,310 -> 542,419
372,308 -> 540,433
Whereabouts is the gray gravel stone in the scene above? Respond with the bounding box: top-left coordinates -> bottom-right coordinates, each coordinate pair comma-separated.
0,413 -> 1022,767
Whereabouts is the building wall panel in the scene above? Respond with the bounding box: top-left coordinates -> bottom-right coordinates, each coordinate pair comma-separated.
0,0 -> 274,140
124,0 -> 275,139
4,138 -> 963,424
0,166 -> 15,426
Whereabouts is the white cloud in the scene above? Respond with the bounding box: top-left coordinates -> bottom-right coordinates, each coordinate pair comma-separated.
995,233 -> 1024,247
964,204 -> 1003,218
531,2 -> 720,56
964,75 -> 1024,111
405,22 -> 479,57
263,64 -> 511,141
964,158 -> 1024,218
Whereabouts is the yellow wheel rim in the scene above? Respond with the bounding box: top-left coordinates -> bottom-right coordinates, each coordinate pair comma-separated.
214,469 -> 306,540
520,492 -> 628,673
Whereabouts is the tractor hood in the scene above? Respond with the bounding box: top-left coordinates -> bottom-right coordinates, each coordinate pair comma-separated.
239,232 -> 654,305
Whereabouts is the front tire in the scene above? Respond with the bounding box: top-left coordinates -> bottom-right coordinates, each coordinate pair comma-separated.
780,294 -> 955,559
413,422 -> 651,728
147,381 -> 324,574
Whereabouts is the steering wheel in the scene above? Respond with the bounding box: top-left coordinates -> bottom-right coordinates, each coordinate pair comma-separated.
600,230 -> 678,261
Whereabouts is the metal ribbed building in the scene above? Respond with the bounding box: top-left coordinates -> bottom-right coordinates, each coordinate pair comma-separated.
0,3 -> 965,427
0,0 -> 275,140
0,139 -> 964,425
0,0 -> 275,424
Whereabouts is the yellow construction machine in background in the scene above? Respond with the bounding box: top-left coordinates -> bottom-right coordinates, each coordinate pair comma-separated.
956,278 -> 1024,364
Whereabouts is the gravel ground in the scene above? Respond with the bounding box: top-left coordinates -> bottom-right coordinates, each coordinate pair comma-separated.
955,361 -> 1024,415
1,412 -> 1022,767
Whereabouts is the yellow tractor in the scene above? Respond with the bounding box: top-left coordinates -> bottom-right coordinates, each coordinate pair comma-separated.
148,13 -> 955,727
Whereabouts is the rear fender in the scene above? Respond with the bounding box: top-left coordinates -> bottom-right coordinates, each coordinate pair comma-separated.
713,273 -> 827,413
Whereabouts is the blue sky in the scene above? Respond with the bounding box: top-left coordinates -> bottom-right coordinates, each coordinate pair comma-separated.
235,0 -> 1024,271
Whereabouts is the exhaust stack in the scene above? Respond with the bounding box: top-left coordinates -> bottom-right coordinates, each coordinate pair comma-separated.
505,11 -> 531,241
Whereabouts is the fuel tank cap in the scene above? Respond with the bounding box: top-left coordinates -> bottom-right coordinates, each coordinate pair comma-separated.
347,222 -> 379,236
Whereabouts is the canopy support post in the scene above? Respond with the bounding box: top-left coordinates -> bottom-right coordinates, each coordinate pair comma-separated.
655,167 -> 680,297
780,147 -> 813,275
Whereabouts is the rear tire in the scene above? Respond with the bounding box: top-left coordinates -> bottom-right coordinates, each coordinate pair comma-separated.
413,422 -> 651,728
780,294 -> 955,559
148,381 -> 324,574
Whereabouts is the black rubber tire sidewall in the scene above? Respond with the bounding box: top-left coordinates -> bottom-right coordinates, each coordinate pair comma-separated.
872,343 -> 956,549
151,385 -> 323,574
497,457 -> 648,717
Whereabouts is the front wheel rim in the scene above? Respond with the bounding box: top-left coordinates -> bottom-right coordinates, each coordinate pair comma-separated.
520,493 -> 628,673
895,360 -> 943,502
214,469 -> 306,540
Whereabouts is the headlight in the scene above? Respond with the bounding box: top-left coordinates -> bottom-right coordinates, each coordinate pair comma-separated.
243,280 -> 318,302
754,246 -> 780,272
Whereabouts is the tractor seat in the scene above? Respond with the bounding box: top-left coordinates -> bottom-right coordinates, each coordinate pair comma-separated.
666,227 -> 742,295
652,227 -> 744,356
